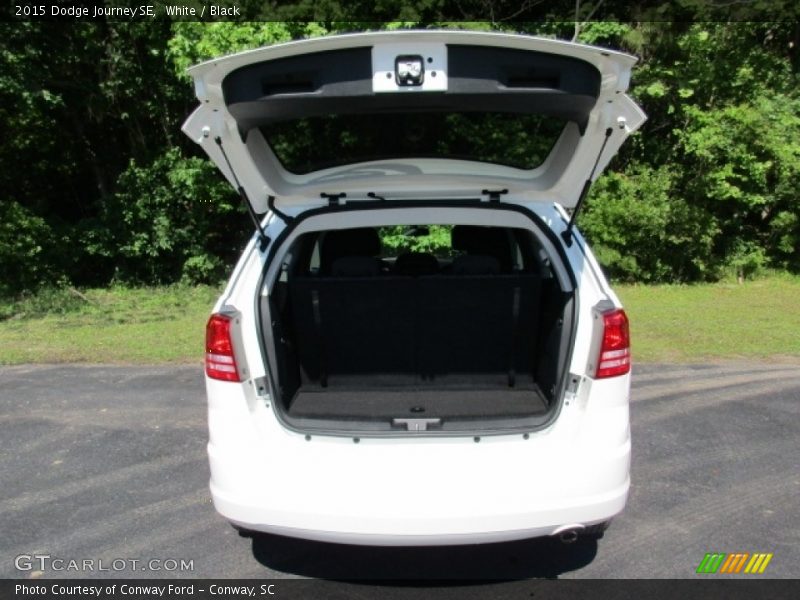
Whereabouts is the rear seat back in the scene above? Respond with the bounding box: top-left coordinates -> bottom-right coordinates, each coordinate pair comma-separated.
417,275 -> 538,381
451,225 -> 514,272
289,274 -> 540,386
393,252 -> 440,276
320,228 -> 382,275
451,254 -> 501,275
290,277 -> 416,382
331,256 -> 381,277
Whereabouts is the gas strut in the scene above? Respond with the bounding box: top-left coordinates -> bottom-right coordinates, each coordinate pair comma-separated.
214,136 -> 270,251
561,127 -> 613,247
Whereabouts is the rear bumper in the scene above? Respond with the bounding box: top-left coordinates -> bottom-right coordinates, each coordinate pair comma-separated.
208,415 -> 630,543
211,475 -> 629,546
206,375 -> 631,546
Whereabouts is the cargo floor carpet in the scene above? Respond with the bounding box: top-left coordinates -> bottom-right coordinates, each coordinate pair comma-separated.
288,385 -> 548,420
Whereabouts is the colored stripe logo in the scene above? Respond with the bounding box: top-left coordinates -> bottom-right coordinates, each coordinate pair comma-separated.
696,552 -> 773,574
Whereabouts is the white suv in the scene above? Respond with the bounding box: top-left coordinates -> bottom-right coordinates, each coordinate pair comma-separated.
184,30 -> 645,545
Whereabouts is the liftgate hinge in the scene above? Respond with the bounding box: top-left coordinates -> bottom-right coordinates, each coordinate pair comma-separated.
482,188 -> 508,203
321,192 -> 347,206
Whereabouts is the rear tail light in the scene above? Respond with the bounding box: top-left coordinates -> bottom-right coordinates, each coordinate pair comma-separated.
205,313 -> 241,382
595,308 -> 631,379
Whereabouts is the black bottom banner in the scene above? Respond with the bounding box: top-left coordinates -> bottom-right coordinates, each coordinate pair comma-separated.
4,579 -> 800,600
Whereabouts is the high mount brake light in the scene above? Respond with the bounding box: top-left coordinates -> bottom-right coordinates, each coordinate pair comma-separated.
206,313 -> 241,382
595,309 -> 631,379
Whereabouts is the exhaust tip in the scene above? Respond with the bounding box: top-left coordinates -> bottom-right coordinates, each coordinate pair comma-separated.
551,523 -> 586,544
559,529 -> 580,544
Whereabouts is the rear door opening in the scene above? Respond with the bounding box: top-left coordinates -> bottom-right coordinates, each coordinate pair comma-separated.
259,212 -> 575,435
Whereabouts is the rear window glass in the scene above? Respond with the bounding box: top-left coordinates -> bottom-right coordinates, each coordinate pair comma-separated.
302,225 -> 536,274
262,112 -> 565,174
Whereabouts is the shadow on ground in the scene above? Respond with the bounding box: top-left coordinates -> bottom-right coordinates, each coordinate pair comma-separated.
250,533 -> 598,580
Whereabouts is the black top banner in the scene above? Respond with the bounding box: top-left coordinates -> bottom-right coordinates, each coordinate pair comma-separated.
3,0 -> 800,23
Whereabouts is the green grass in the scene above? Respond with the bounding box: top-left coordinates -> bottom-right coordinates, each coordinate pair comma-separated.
617,275 -> 800,363
0,285 -> 222,365
1,277 -> 798,365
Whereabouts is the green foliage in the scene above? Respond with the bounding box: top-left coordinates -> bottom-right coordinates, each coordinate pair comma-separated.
168,21 -> 329,79
770,210 -> 799,265
89,148 -> 241,285
579,166 -> 717,282
2,18 -> 799,295
181,254 -> 226,285
726,241 -> 768,281
0,201 -> 59,297
677,94 -> 800,272
594,21 -> 800,279
0,20 -> 196,295
380,226 -> 454,257
573,21 -> 633,46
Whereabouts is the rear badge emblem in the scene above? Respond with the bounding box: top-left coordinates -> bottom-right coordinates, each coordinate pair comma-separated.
395,55 -> 424,86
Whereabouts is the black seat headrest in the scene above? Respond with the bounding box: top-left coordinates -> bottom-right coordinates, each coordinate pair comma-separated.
331,256 -> 381,277
393,252 -> 440,276
451,226 -> 513,271
320,228 -> 381,275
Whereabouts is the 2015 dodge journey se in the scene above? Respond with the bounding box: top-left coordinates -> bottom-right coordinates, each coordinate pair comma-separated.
183,30 -> 645,545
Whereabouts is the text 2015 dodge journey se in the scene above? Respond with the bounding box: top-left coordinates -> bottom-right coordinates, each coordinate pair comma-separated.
184,30 -> 645,545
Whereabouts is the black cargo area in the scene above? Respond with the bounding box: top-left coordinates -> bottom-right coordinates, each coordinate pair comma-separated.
265,225 -> 571,431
